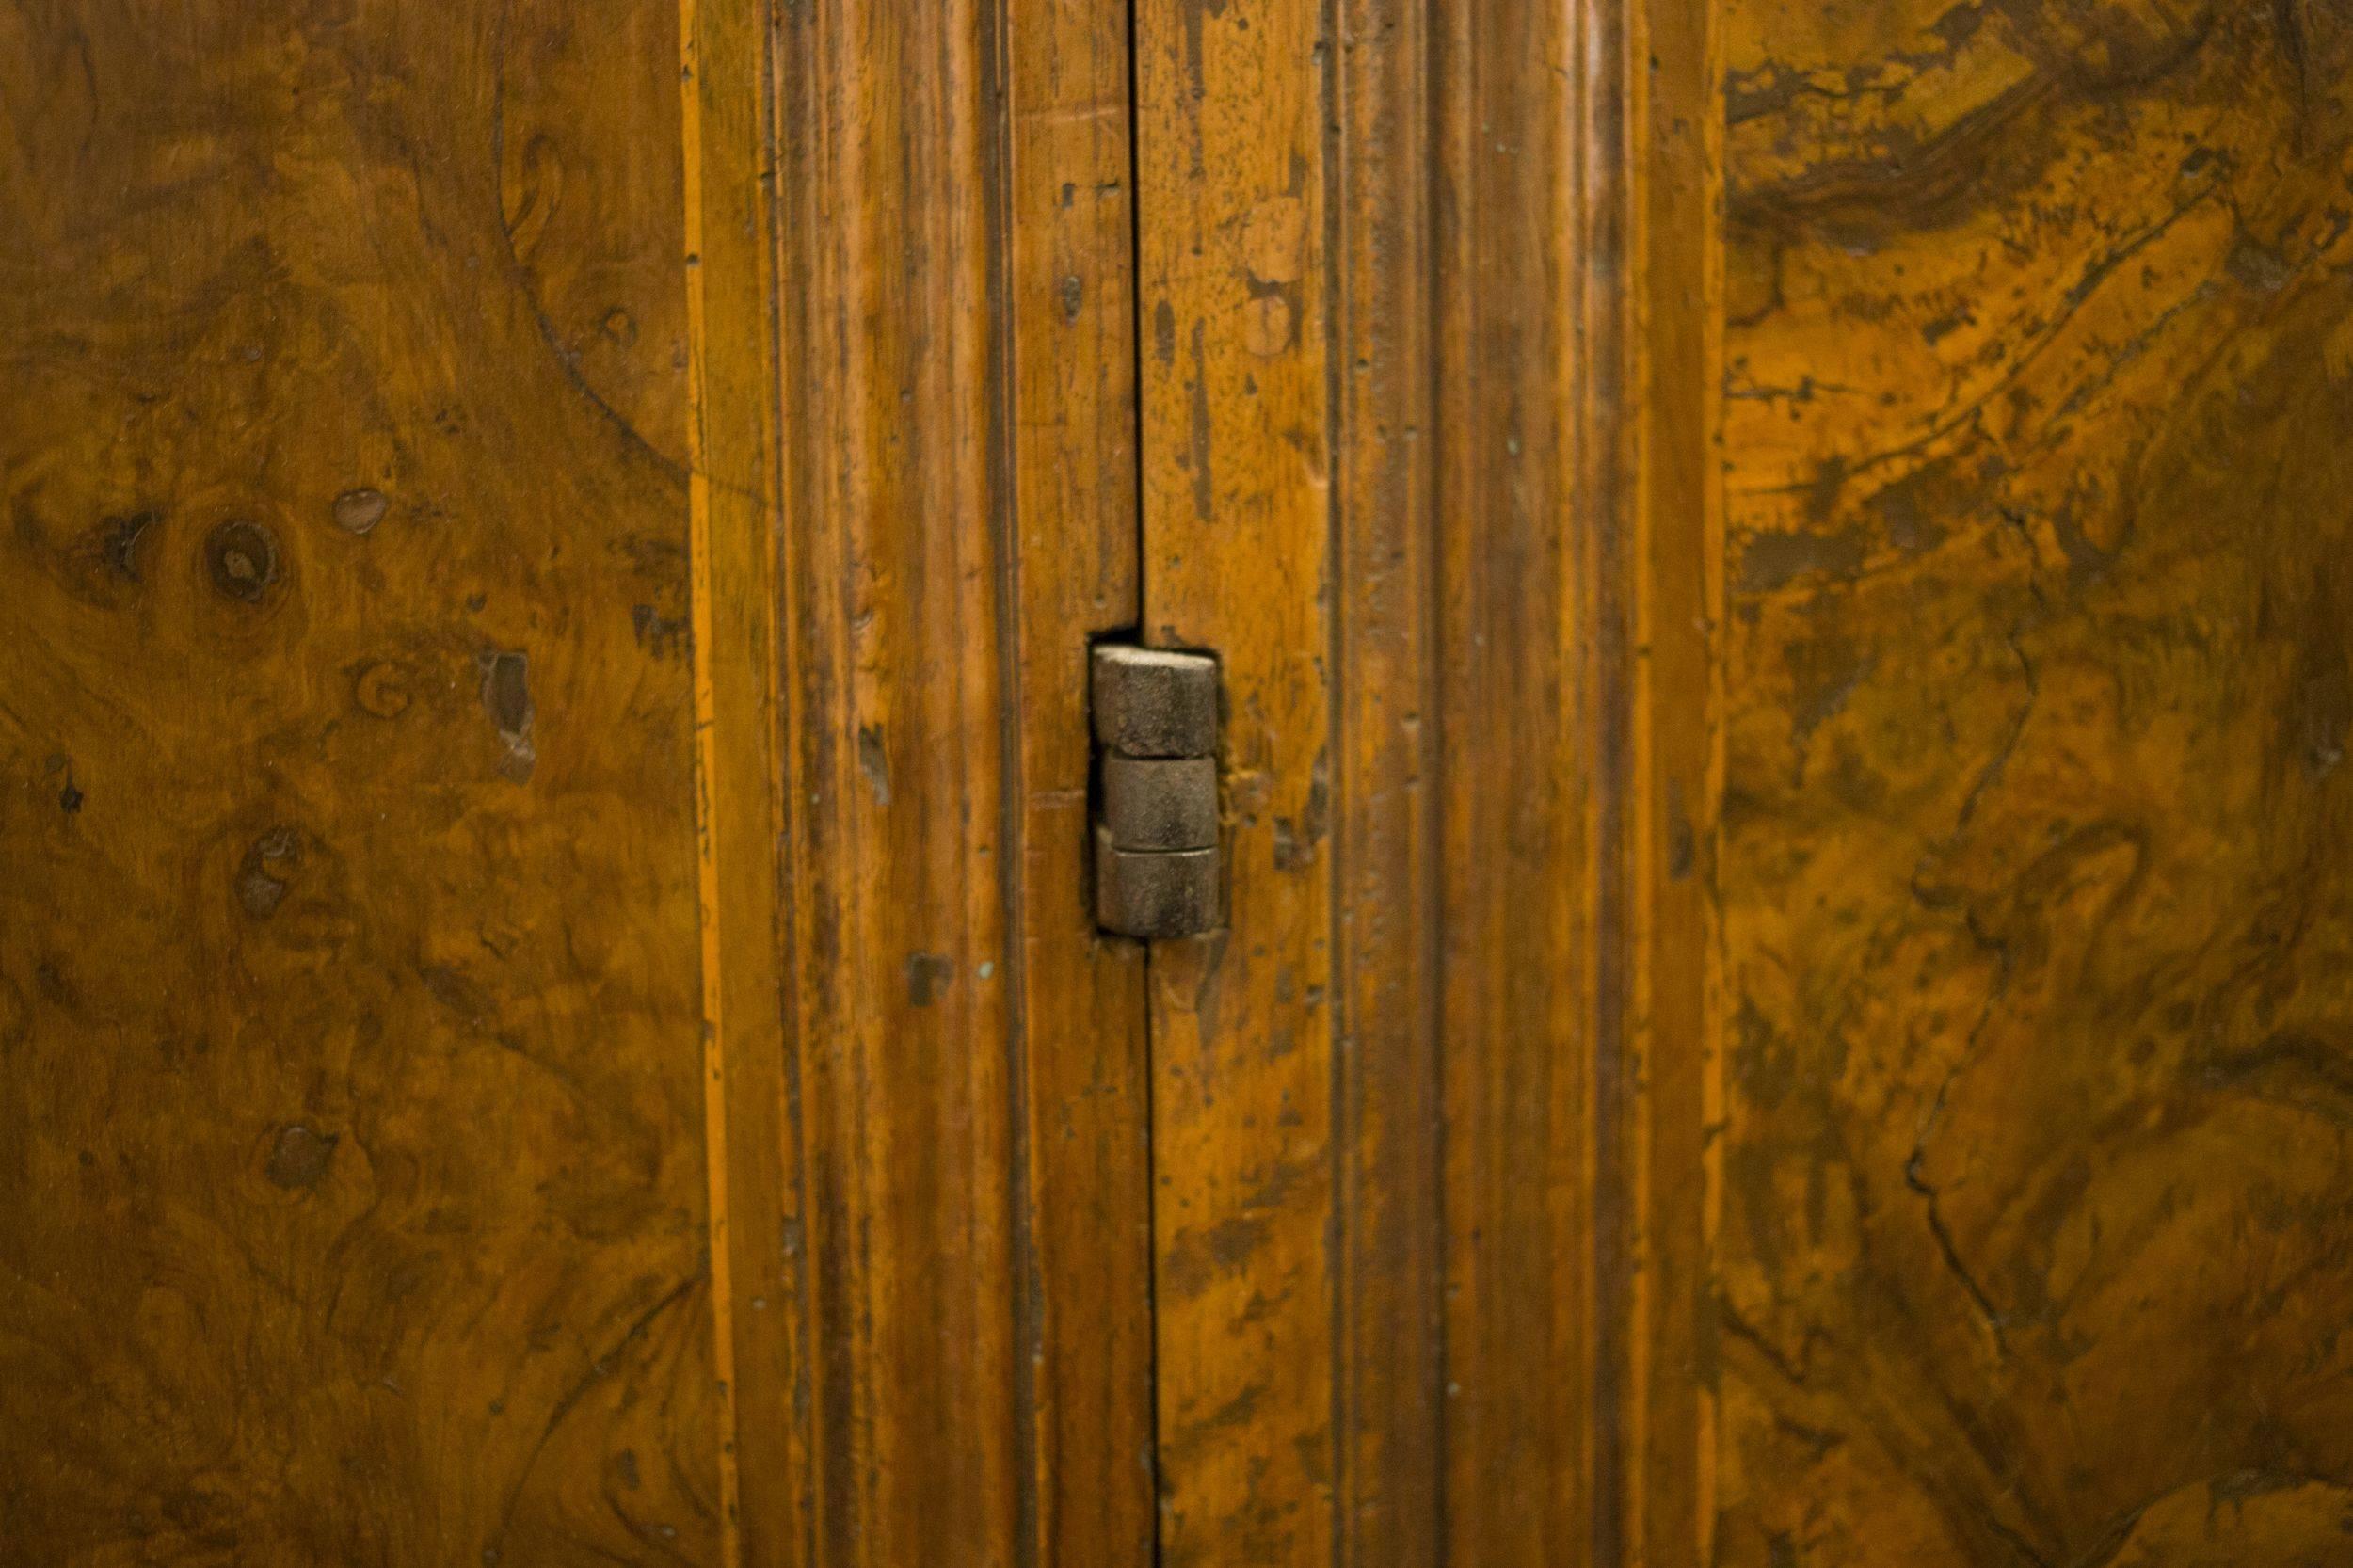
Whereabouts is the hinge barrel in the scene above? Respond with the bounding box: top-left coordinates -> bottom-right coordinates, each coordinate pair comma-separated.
1091,645 -> 1222,937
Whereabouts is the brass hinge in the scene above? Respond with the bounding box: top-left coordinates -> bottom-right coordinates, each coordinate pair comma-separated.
1092,644 -> 1221,938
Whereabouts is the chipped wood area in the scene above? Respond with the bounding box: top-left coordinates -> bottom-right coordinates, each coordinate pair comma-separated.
1715,1 -> 2353,1560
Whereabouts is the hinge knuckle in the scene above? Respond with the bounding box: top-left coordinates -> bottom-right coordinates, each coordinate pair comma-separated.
1102,755 -> 1219,850
1092,646 -> 1218,758
1095,829 -> 1221,939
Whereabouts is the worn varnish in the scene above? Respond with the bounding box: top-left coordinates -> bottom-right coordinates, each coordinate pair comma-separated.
1330,0 -> 1444,1563
1708,1 -> 2353,1561
767,2 -> 1025,1554
1002,0 -> 1159,1560
680,0 -> 803,1554
1148,0 -> 2353,1562
1429,1 -> 1604,1560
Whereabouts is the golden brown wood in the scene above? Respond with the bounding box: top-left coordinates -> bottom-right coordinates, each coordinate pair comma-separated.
1133,0 -> 1337,1560
28,3 -> 2345,1562
769,0 -> 1156,1563
1498,1 -> 2353,1563
1176,1 -> 2353,1562
0,5 -> 722,1558
1704,3 -> 2353,1562
769,3 -> 1024,1561
1127,8 -> 1647,1565
1003,0 -> 1159,1561
3,5 -> 1152,1564
1331,1 -> 1444,1562
1621,0 -> 1722,1560
1429,2 -> 1599,1561
681,0 -> 806,1558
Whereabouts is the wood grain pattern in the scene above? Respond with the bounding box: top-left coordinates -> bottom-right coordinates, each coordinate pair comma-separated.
1429,1 -> 1599,1561
3,5 -> 1153,1564
1331,1 -> 1444,1564
0,4 -> 720,1559
1133,0 -> 1337,1561
680,0 -> 804,1558
769,0 -> 1155,1563
1315,3 -> 2353,1564
1002,0 -> 1160,1562
1624,0 -> 1723,1558
1398,1 -> 2353,1563
1708,2 -> 2353,1562
1132,7 -> 1684,1565
769,2 -> 1024,1562
25,3 -> 2344,1563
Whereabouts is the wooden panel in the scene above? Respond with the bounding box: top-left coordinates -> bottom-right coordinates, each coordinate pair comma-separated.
1123,0 -> 1716,1556
3,5 -> 1151,1564
1140,1 -> 2353,1564
1330,2 -> 1444,1565
1422,2 -> 2353,1564
0,5 -> 722,1560
1133,0 -> 1336,1560
1429,1 -> 1598,1561
1626,0 -> 1723,1559
769,0 -> 1150,1564
1705,1 -> 2353,1563
770,2 -> 1023,1560
1134,3 -> 1626,1560
1420,3 -> 1723,1562
1002,1 -> 1160,1564
680,0 -> 804,1560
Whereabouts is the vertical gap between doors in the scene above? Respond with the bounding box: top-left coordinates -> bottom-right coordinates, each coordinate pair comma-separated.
1122,1 -> 1166,1565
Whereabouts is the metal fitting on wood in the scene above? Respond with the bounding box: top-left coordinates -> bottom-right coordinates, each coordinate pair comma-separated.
1092,645 -> 1221,937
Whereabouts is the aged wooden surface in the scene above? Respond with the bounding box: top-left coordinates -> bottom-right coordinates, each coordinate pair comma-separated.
2,2 -> 1154,1563
1430,0 -> 1601,1561
0,4 -> 721,1559
1129,3 -> 1685,1563
770,4 -> 1025,1556
1331,0 -> 1444,1564
680,0 -> 803,1555
1001,0 -> 1160,1560
1710,0 -> 2353,1562
1204,0 -> 2353,1562
20,1 -> 2345,1563
1133,0 -> 1337,1560
769,0 -> 1157,1563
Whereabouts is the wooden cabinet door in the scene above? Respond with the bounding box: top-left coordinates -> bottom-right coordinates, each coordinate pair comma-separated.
1685,4 -> 2353,1561
1132,1 -> 2353,1565
1,6 -> 744,1559
1,2 -> 1153,1561
11,2 -> 2353,1566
